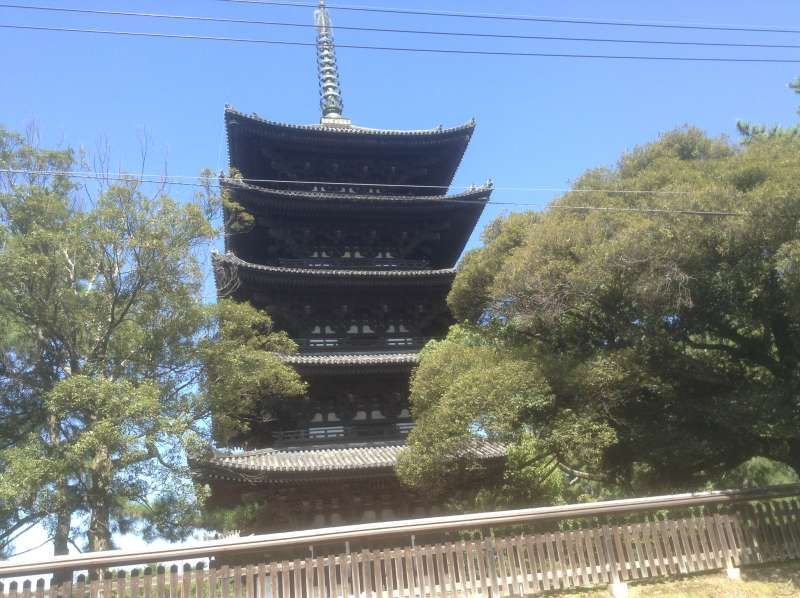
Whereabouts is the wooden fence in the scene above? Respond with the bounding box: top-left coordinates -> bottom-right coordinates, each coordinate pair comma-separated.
2,486 -> 800,596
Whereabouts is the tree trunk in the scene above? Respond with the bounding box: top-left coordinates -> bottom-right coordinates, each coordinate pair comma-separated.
52,509 -> 70,556
88,502 -> 112,553
88,447 -> 114,553
50,508 -> 72,586
49,414 -> 73,585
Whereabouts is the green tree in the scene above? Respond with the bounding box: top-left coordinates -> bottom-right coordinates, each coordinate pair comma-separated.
737,76 -> 800,140
0,128 -> 305,556
400,122 -> 800,504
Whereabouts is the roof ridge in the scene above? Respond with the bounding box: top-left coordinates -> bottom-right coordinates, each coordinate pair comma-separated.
279,352 -> 419,366
200,438 -> 507,477
224,106 -> 476,137
220,177 -> 493,202
214,439 -> 407,459
214,252 -> 456,278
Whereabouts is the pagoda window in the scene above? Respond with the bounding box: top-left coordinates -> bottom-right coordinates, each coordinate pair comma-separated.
387,337 -> 415,347
311,325 -> 336,335
397,422 -> 415,435
347,322 -> 375,335
308,425 -> 344,439
309,339 -> 338,347
309,322 -> 338,348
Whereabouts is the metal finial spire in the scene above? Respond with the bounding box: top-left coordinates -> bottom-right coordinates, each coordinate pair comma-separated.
315,0 -> 348,124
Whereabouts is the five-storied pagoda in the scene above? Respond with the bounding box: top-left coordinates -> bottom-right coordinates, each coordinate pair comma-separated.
193,1 -> 503,532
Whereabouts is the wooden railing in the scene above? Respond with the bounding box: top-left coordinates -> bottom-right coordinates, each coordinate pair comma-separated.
298,336 -> 423,350
2,484 -> 799,596
277,258 -> 431,270
271,423 -> 412,445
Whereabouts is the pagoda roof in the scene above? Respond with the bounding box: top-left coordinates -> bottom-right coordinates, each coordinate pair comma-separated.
278,352 -> 419,375
213,252 -> 456,289
222,178 -> 492,212
225,107 -> 475,195
222,180 -> 491,269
226,106 -> 475,140
280,352 -> 419,366
194,439 -> 506,484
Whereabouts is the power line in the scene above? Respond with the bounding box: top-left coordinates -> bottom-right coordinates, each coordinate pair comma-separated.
0,169 -> 745,216
4,23 -> 800,63
549,205 -> 742,216
0,168 -> 697,194
213,0 -> 800,35
3,3 -> 800,50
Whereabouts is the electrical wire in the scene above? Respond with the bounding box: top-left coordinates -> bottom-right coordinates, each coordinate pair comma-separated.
0,169 -> 745,216
3,4 -> 800,50
0,168 -> 696,194
4,23 -> 800,63
212,0 -> 800,35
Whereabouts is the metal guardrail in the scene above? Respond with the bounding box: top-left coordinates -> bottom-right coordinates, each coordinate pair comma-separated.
2,484 -> 799,577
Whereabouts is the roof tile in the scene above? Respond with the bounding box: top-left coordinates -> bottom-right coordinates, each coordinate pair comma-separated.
203,439 -> 506,479
214,252 -> 456,279
280,353 -> 419,366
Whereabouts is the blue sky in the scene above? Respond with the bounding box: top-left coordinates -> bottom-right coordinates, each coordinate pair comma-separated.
4,0 -> 800,267
2,0 -> 800,559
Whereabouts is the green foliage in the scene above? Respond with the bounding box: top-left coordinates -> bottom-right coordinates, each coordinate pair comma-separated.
0,127 -> 304,555
448,212 -> 539,323
401,121 -> 800,506
715,457 -> 799,490
397,326 -> 554,500
201,299 -> 306,443
737,76 -> 800,140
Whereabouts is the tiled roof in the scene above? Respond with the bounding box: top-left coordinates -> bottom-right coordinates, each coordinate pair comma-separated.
199,439 -> 507,482
221,178 -> 492,205
225,106 -> 475,138
280,353 -> 419,366
211,441 -> 405,474
214,252 -> 456,279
